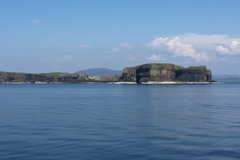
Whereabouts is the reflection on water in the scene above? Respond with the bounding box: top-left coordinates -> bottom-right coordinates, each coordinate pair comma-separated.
0,84 -> 240,160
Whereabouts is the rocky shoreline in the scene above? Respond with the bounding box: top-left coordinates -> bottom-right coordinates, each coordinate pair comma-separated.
0,63 -> 214,84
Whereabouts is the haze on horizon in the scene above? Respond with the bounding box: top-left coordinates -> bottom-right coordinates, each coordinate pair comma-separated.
1,0 -> 240,74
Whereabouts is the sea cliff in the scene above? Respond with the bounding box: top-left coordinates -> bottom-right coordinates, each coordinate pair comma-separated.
120,63 -> 212,84
0,63 -> 212,84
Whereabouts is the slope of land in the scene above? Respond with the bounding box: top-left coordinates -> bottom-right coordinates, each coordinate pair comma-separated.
0,63 -> 213,84
75,68 -> 121,76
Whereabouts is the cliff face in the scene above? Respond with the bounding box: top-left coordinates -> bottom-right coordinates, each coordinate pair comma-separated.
120,63 -> 212,84
121,67 -> 137,82
0,63 -> 212,84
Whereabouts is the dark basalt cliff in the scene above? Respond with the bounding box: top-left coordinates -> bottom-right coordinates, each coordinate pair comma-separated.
120,63 -> 212,84
0,63 -> 212,84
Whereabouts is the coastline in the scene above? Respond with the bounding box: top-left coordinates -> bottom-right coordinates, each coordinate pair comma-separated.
140,81 -> 212,85
113,81 -> 216,85
0,63 -> 214,85
0,81 -> 219,85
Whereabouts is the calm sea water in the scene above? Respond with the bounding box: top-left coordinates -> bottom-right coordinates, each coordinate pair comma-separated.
0,83 -> 240,160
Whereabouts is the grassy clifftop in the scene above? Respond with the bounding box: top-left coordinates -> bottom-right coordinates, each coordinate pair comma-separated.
120,63 -> 212,84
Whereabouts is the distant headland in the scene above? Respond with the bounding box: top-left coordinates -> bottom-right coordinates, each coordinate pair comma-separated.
0,63 -> 213,84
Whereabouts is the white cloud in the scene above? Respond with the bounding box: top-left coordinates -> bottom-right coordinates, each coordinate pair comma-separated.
176,34 -> 228,48
149,36 -> 210,62
79,44 -> 90,49
110,47 -> 120,53
148,34 -> 240,62
147,54 -> 166,62
174,34 -> 240,56
118,42 -> 134,49
104,42 -> 133,53
215,40 -> 240,55
215,45 -> 230,54
31,18 -> 43,24
58,55 -> 74,63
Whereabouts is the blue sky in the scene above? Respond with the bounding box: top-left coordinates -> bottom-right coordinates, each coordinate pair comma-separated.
1,0 -> 240,74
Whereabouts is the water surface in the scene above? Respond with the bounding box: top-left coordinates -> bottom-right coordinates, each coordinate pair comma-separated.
0,84 -> 240,160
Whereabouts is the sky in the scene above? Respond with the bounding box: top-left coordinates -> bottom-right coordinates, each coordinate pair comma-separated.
1,0 -> 240,74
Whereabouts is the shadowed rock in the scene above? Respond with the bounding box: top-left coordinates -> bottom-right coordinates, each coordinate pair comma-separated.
120,63 -> 212,84
0,63 -> 212,84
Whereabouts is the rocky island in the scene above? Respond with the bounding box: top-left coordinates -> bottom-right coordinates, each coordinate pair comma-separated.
0,63 -> 212,84
120,63 -> 212,84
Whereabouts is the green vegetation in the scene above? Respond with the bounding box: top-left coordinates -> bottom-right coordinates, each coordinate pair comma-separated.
40,72 -> 72,77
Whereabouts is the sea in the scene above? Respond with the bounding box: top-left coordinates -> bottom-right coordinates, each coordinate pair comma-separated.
0,83 -> 240,160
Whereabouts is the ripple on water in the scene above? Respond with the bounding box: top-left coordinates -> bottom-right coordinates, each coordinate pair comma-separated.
0,84 -> 240,160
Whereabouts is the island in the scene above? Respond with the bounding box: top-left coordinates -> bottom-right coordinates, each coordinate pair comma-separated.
0,63 -> 212,84
120,63 -> 212,84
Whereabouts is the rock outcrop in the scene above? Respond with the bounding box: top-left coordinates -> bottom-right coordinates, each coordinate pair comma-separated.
0,63 -> 212,84
120,63 -> 212,84
0,72 -> 90,83
0,72 -> 119,83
